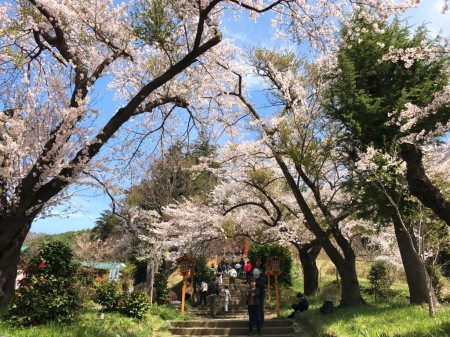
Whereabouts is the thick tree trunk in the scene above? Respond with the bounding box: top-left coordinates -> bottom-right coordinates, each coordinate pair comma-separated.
392,217 -> 439,306
298,242 -> 321,296
338,259 -> 364,306
0,216 -> 32,309
400,142 -> 450,227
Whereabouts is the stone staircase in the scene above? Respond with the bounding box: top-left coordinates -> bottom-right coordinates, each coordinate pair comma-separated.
169,272 -> 295,336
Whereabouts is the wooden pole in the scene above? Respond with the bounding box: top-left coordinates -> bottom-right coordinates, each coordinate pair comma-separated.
181,274 -> 187,316
267,274 -> 271,302
275,274 -> 280,318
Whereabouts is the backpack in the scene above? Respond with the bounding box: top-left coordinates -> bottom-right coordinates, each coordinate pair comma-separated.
320,300 -> 333,314
208,282 -> 218,296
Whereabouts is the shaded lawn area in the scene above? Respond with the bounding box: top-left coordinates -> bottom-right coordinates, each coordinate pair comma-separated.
296,297 -> 450,337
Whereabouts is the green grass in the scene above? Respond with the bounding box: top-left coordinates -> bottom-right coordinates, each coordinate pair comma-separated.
283,262 -> 450,337
0,305 -> 182,337
298,297 -> 450,337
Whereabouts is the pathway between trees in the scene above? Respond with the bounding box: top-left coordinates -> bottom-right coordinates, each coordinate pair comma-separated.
169,272 -> 301,336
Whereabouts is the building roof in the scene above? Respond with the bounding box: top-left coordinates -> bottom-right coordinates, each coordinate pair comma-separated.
79,261 -> 126,271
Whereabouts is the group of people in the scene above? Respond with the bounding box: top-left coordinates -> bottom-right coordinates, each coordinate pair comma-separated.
210,257 -> 247,281
199,277 -> 232,317
199,259 -> 315,336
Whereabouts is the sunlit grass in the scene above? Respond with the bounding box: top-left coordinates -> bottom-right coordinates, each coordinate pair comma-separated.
285,258 -> 450,337
0,305 -> 181,337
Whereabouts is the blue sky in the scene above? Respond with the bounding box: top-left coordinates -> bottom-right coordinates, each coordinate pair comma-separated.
31,0 -> 450,234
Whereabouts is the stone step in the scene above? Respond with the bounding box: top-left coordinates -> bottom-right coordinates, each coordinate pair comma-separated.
172,319 -> 293,328
170,318 -> 295,336
169,326 -> 294,336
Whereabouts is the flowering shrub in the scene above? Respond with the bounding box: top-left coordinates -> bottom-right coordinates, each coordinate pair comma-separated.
7,241 -> 81,326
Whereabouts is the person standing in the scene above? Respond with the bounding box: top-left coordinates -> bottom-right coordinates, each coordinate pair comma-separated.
185,282 -> 193,300
239,257 -> 245,277
245,279 -> 261,336
208,277 -> 219,318
210,263 -> 217,278
244,260 -> 253,283
253,268 -> 266,327
199,280 -> 208,307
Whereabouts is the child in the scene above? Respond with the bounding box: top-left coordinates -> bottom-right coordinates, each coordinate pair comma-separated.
219,285 -> 231,313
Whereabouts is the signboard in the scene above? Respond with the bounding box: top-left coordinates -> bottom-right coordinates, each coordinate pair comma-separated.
109,262 -> 120,281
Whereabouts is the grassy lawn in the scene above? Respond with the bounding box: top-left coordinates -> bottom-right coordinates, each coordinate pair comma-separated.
280,261 -> 450,337
0,305 -> 182,337
297,297 -> 450,337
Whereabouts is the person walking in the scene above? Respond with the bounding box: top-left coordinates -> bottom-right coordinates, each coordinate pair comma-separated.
219,285 -> 231,315
245,279 -> 261,336
228,265 -> 238,290
199,280 -> 208,307
208,277 -> 219,318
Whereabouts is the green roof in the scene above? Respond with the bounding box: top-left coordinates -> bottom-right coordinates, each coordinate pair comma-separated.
79,261 -> 126,271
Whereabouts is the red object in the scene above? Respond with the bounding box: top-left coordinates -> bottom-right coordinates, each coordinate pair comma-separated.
243,236 -> 250,256
39,261 -> 46,268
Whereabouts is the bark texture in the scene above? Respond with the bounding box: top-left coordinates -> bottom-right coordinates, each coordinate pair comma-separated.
297,242 -> 321,296
392,216 -> 439,306
400,142 -> 450,227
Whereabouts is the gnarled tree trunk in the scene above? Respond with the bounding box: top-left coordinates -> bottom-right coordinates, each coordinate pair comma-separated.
400,142 -> 450,227
296,241 -> 321,296
0,216 -> 33,309
392,216 -> 439,306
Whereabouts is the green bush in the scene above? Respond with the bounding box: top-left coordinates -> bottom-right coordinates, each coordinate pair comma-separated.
154,260 -> 171,305
368,261 -> 392,301
7,241 -> 81,326
426,264 -> 444,300
248,243 -> 293,286
117,290 -> 151,319
94,281 -> 121,311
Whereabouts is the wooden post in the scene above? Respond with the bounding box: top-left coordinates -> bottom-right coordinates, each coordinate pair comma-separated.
267,274 -> 271,302
181,274 -> 187,316
275,274 -> 280,318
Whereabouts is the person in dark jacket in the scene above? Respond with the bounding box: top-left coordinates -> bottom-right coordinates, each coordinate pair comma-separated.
253,268 -> 266,327
208,277 -> 219,318
287,292 -> 309,318
246,279 -> 261,336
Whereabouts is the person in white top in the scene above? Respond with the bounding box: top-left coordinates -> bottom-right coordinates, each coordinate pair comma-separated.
228,266 -> 238,290
199,280 -> 208,307
219,285 -> 231,313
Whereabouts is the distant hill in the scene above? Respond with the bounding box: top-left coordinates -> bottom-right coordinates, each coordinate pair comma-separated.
24,229 -> 92,252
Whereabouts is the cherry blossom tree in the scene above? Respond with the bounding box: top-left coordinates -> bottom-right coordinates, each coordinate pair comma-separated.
210,140 -> 322,295
0,0 -> 430,308
0,0 -> 275,308
219,45 -> 370,305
